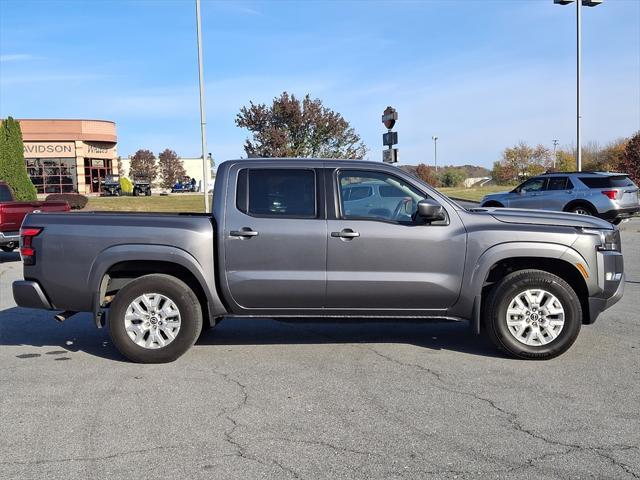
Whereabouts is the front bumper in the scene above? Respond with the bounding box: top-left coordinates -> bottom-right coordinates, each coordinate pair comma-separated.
586,251 -> 625,324
0,230 -> 19,246
13,280 -> 53,310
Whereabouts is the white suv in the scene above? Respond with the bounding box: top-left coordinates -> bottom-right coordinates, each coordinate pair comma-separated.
480,172 -> 639,224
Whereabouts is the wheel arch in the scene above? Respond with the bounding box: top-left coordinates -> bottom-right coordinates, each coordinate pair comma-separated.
563,200 -> 596,215
451,242 -> 593,332
481,257 -> 590,325
481,200 -> 504,208
88,245 -> 227,328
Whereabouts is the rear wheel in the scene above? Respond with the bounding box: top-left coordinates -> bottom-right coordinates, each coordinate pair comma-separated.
567,203 -> 594,216
483,269 -> 582,360
108,274 -> 202,363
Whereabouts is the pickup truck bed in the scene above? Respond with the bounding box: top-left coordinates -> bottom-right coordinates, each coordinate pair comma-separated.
13,158 -> 625,363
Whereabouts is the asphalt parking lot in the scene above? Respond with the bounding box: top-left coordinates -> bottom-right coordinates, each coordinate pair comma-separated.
1,219 -> 639,480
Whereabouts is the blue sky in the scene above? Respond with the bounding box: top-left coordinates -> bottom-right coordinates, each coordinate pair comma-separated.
1,0 -> 639,168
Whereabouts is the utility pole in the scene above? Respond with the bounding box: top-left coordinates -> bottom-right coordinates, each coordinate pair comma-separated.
553,0 -> 604,172
576,0 -> 582,172
195,0 -> 211,213
552,139 -> 559,169
432,136 -> 438,172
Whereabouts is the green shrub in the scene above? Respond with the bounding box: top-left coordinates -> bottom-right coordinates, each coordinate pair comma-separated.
439,169 -> 466,188
45,193 -> 88,210
119,176 -> 133,194
0,117 -> 37,200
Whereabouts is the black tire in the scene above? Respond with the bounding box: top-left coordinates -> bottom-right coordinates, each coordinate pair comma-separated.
483,269 -> 582,360
1,246 -> 15,253
566,203 -> 595,216
108,274 -> 202,363
482,201 -> 504,208
145,190 -> 151,196
133,189 -> 139,197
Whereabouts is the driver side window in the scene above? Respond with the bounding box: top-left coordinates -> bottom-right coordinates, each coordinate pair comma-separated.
520,178 -> 546,193
338,170 -> 427,222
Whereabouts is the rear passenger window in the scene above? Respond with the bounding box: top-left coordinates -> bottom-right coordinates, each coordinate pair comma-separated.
379,185 -> 408,197
347,186 -> 372,200
236,168 -> 316,218
547,177 -> 568,190
579,176 -> 634,188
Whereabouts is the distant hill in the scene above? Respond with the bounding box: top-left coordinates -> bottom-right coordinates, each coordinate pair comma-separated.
399,164 -> 490,178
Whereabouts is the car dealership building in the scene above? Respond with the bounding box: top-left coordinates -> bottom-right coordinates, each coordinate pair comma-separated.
18,119 -> 118,194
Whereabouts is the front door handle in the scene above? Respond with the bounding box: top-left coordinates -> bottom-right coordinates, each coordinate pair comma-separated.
331,229 -> 360,239
230,228 -> 259,238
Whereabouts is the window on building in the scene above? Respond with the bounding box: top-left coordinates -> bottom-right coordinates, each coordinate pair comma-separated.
26,158 -> 77,194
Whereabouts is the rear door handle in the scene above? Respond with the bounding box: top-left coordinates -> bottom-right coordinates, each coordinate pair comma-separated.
331,229 -> 360,239
230,228 -> 259,238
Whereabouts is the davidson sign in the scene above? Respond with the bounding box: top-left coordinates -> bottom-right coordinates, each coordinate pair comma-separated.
23,142 -> 75,158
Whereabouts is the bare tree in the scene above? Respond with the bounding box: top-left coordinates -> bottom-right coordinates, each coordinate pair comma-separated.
158,149 -> 186,189
129,149 -> 157,182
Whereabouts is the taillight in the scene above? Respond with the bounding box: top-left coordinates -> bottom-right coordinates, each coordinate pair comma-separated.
20,227 -> 43,265
601,190 -> 617,200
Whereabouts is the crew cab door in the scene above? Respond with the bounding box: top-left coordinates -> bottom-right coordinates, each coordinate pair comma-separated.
325,168 -> 466,312
222,163 -> 327,311
508,178 -> 547,209
536,176 -> 575,211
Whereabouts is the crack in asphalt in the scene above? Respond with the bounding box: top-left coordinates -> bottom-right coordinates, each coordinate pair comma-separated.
364,345 -> 640,479
0,444 -> 189,466
289,323 -> 639,478
263,437 -> 380,458
211,368 -> 303,479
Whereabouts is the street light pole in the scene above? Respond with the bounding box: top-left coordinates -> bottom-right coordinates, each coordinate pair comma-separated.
553,0 -> 603,172
432,136 -> 438,172
552,139 -> 559,169
195,0 -> 210,213
576,0 -> 582,172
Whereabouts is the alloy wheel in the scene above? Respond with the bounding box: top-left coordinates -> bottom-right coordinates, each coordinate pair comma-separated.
123,293 -> 181,349
505,289 -> 565,346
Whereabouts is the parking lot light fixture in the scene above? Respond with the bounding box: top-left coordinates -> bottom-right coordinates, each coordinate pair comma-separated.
432,136 -> 438,172
553,0 -> 604,172
195,0 -> 210,213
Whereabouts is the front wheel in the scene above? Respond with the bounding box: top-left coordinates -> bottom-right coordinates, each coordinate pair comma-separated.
108,274 -> 202,363
483,269 -> 582,360
1,246 -> 15,253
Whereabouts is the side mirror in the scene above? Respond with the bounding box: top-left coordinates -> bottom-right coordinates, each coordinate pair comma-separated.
416,199 -> 445,222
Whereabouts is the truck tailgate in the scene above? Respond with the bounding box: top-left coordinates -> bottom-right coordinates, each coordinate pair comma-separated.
0,201 -> 69,232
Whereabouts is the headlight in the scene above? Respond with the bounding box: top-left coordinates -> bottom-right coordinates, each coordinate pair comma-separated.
581,228 -> 620,252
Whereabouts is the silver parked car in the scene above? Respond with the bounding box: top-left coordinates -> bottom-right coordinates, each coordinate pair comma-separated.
480,172 -> 639,224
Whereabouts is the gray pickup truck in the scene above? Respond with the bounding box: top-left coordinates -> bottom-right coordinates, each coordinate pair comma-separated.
13,159 -> 625,363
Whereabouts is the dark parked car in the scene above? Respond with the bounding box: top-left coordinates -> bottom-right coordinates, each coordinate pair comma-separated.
481,172 -> 639,224
13,159 -> 624,363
